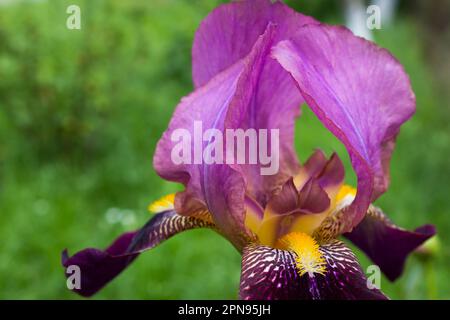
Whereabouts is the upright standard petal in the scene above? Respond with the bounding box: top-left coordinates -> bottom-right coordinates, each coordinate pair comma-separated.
192,0 -> 318,206
272,24 -> 416,232
62,210 -> 214,297
239,240 -> 386,300
192,0 -> 317,87
345,205 -> 436,281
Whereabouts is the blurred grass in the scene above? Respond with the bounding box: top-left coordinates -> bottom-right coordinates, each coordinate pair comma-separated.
0,0 -> 449,299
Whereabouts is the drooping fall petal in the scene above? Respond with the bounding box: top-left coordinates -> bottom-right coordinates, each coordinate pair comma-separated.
240,244 -> 308,300
62,210 -> 214,297
239,240 -> 387,300
272,24 -> 416,232
345,205 -> 436,281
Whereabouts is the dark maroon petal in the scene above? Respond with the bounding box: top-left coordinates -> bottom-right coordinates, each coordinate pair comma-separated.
239,240 -> 387,300
272,24 -> 416,232
62,232 -> 137,297
294,151 -> 345,195
239,244 -> 308,300
345,205 -> 436,281
266,177 -> 330,216
62,210 -> 214,297
266,178 -> 301,216
316,240 -> 387,300
298,178 -> 330,214
316,152 -> 345,191
302,149 -> 328,177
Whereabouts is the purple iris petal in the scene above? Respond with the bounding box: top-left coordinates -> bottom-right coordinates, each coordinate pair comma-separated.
239,240 -> 387,300
154,57 -> 244,217
155,25 -> 277,249
272,24 -> 416,232
345,206 -> 436,281
62,232 -> 137,297
193,0 -> 316,206
62,210 -> 214,297
192,0 -> 317,88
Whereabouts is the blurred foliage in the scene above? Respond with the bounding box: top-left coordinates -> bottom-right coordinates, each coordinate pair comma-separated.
0,0 -> 224,163
286,0 -> 342,22
0,0 -> 449,299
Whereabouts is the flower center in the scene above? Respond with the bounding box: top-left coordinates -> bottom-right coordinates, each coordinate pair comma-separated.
279,232 -> 327,277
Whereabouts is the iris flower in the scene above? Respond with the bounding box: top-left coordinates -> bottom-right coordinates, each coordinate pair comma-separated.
63,0 -> 436,299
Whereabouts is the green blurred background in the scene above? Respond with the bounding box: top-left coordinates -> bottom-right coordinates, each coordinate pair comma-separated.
0,0 -> 449,299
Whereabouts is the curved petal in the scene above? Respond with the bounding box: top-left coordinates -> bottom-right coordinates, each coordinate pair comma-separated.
62,210 -> 214,297
155,25 -> 276,249
293,149 -> 328,189
272,24 -> 415,232
239,240 -> 387,300
192,0 -> 318,207
316,152 -> 345,193
345,205 -> 436,281
153,54 -> 245,218
294,151 -> 345,207
192,0 -> 317,88
265,178 -> 302,216
297,177 -> 330,214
